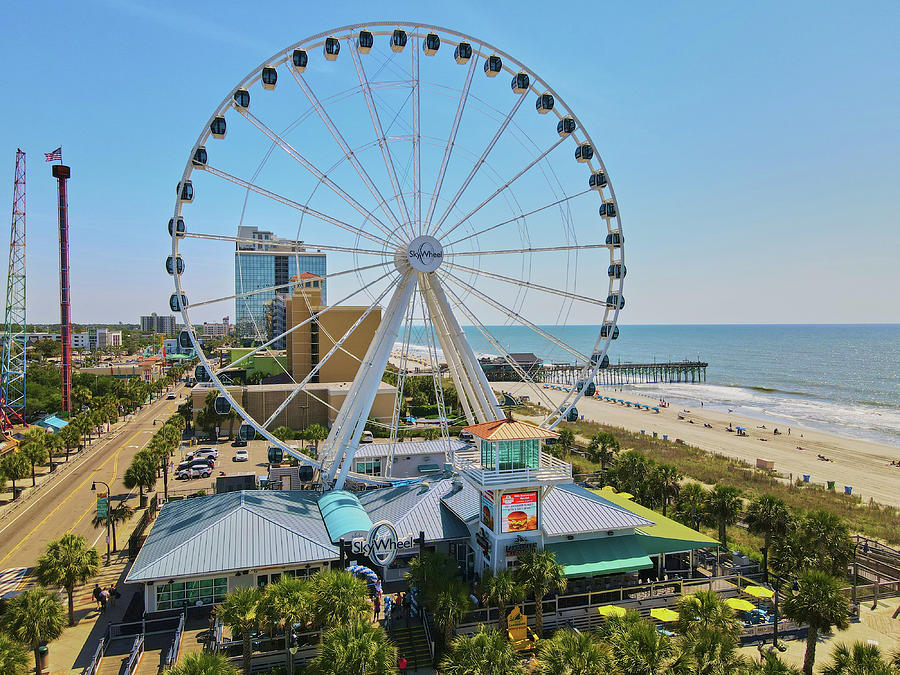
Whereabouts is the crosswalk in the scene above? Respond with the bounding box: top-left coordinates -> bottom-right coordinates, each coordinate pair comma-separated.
0,567 -> 28,598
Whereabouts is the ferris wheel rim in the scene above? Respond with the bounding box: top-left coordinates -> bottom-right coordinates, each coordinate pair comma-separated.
169,21 -> 626,475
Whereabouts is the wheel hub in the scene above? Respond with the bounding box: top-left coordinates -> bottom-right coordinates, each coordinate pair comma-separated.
398,234 -> 444,273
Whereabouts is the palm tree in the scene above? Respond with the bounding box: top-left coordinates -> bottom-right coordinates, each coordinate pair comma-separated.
0,587 -> 67,675
0,632 -> 29,675
307,570 -> 370,628
673,589 -> 740,639
587,431 -> 619,469
515,550 -> 566,637
821,641 -> 894,675
43,433 -> 65,467
303,424 -> 328,455
439,626 -> 524,675
308,620 -> 395,675
673,482 -> 707,530
608,618 -> 690,675
58,424 -> 80,462
651,463 -> 681,515
535,627 -> 614,674
405,550 -> 459,609
217,586 -> 264,675
744,651 -> 801,674
557,428 -> 575,456
71,385 -> 92,411
123,453 -> 157,502
34,533 -> 101,626
432,578 -> 473,646
164,650 -> 239,675
272,426 -> 296,442
1,452 -> 30,496
781,570 -> 850,675
19,439 -> 48,488
703,484 -> 742,548
477,569 -> 521,633
92,501 -> 134,552
680,626 -> 746,675
260,576 -> 310,645
745,495 -> 793,582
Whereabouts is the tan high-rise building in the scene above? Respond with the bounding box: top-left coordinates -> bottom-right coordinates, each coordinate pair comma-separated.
285,274 -> 381,384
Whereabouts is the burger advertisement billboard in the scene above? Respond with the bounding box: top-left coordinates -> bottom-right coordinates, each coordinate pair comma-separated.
500,491 -> 538,533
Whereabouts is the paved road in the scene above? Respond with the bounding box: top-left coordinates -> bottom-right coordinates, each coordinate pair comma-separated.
0,389 -> 184,570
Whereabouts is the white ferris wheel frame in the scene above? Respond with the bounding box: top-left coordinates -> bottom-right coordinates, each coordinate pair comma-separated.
169,21 -> 625,489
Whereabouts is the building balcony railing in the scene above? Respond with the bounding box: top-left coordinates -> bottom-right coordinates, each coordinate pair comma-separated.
452,449 -> 572,487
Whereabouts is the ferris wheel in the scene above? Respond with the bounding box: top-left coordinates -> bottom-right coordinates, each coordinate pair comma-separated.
168,22 -> 625,489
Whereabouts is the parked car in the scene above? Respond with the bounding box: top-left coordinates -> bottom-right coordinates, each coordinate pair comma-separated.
459,430 -> 474,443
233,449 -> 249,462
360,431 -> 374,443
177,458 -> 214,472
177,466 -> 211,480
195,448 -> 218,460
232,439 -> 247,448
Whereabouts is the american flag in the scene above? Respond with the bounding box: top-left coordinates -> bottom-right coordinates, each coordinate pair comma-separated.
44,147 -> 62,162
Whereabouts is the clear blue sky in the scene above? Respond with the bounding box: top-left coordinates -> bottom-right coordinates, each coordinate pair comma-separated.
1,0 -> 897,325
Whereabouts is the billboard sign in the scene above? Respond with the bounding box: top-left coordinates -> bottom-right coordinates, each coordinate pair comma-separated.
481,491 -> 495,531
350,520 -> 415,567
96,495 -> 108,520
500,491 -> 538,533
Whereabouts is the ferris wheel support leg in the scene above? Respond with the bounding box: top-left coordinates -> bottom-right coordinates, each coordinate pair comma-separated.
326,272 -> 418,490
421,277 -> 477,425
426,275 -> 502,422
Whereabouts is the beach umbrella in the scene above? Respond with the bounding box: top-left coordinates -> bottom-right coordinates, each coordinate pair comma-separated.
597,605 -> 627,617
743,585 -> 775,599
725,598 -> 756,612
650,608 -> 679,622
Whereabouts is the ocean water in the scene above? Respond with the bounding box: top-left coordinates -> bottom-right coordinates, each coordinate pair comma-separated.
399,324 -> 900,448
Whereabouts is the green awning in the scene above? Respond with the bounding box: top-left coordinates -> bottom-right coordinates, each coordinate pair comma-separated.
546,536 -> 654,578
418,464 -> 441,474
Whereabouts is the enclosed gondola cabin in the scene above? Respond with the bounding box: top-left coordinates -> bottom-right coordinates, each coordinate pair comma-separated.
391,29 -> 408,52
268,446 -> 284,464
607,264 -> 626,279
178,180 -> 193,203
599,202 -> 617,219
169,293 -> 188,312
324,37 -> 340,61
357,30 -> 373,53
576,380 -> 596,397
566,407 -> 579,423
600,323 -> 620,340
292,49 -> 308,72
178,330 -> 193,350
238,424 -> 256,442
168,217 -> 186,239
511,72 -> 529,94
557,117 -> 576,137
166,255 -> 184,276
192,146 -> 207,167
194,364 -> 211,383
454,42 -> 472,64
589,172 -> 608,190
484,54 -> 502,77
605,232 -> 622,248
536,93 -> 554,114
606,293 -> 625,310
591,352 -> 611,368
214,396 -> 232,415
233,89 -> 250,109
575,144 -> 593,162
261,67 -> 278,90
423,32 -> 440,55
210,116 -> 227,139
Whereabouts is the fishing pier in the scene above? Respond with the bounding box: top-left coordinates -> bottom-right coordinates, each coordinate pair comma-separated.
544,360 -> 708,386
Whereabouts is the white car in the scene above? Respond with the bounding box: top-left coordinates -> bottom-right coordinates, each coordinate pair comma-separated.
166,392 -> 176,400
177,466 -> 211,480
195,448 -> 218,460
233,449 -> 249,462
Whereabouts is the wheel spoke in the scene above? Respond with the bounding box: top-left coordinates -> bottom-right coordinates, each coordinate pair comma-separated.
412,33 -> 422,235
285,64 -> 408,234
201,164 -> 392,248
192,260 -> 392,309
221,267 -> 398,373
423,56 -> 478,231
348,41 -> 414,234
445,243 -> 611,257
184,232 -> 387,257
417,279 -> 452,443
440,270 -> 588,362
441,259 -> 606,307
427,91 -> 529,235
436,137 -> 566,240
235,108 -> 398,243
446,189 -> 592,248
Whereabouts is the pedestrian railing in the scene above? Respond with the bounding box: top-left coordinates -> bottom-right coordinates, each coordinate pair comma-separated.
421,613 -> 436,662
124,635 -> 144,675
165,612 -> 186,667
86,636 -> 106,675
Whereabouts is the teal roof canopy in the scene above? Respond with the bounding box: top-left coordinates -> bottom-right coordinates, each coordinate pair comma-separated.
546,536 -> 654,578
318,490 -> 373,543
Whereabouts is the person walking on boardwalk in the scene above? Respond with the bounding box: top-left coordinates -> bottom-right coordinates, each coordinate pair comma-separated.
92,585 -> 103,610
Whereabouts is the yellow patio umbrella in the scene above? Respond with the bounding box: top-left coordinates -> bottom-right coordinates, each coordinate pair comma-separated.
597,605 -> 627,617
617,492 -> 634,500
725,598 -> 756,612
743,585 -> 775,599
650,608 -> 680,622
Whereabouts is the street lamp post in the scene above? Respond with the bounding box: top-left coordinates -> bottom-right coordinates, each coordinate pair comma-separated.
91,480 -> 111,565
765,569 -> 798,651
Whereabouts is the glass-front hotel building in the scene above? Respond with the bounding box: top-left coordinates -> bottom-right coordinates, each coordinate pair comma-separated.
235,226 -> 326,340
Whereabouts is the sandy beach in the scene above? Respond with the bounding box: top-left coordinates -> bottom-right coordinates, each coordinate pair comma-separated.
492,380 -> 900,508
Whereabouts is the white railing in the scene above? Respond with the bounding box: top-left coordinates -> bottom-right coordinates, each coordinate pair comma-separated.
124,635 -> 144,675
453,451 -> 572,486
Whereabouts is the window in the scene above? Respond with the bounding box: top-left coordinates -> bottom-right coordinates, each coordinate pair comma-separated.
156,577 -> 226,610
355,459 -> 381,476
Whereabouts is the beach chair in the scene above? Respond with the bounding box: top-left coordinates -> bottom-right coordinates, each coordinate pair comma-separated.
506,606 -> 538,653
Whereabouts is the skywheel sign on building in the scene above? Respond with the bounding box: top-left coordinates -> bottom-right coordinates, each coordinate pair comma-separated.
351,520 -> 416,567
